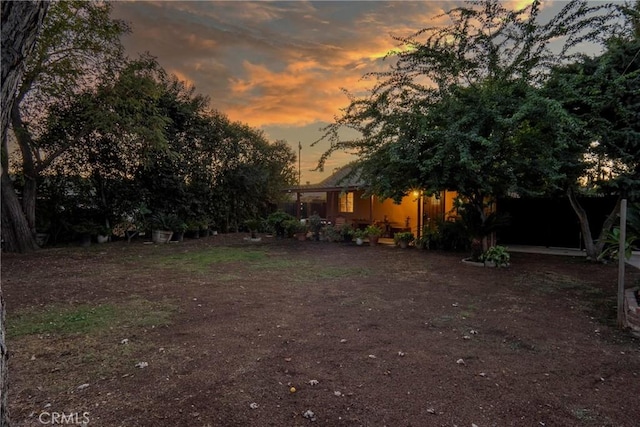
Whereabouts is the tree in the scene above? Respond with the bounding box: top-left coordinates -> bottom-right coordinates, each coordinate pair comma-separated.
545,19 -> 640,259
314,0 -> 621,249
3,0 -> 128,252
37,56 -> 170,233
2,0 -> 49,423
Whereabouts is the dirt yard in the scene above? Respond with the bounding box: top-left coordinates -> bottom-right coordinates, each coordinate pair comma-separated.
2,234 -> 640,426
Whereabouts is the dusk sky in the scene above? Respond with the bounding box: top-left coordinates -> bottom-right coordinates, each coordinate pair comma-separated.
110,1 -> 613,184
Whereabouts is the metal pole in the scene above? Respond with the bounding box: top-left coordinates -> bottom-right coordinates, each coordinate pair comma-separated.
417,193 -> 422,240
617,199 -> 627,328
298,141 -> 301,187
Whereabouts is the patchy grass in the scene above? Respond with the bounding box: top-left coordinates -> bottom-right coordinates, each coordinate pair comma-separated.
7,297 -> 177,338
151,246 -> 373,282
155,247 -> 268,273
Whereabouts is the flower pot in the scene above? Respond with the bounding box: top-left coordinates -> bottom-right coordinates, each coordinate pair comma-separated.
152,229 -> 173,244
296,232 -> 307,241
96,234 -> 109,244
36,233 -> 49,247
369,235 -> 379,246
79,233 -> 91,247
399,240 -> 409,249
356,237 -> 364,246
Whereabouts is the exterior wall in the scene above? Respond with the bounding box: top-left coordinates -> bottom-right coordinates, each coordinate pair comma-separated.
325,189 -> 458,236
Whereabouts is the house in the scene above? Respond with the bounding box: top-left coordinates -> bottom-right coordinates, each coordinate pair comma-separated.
285,166 -> 458,238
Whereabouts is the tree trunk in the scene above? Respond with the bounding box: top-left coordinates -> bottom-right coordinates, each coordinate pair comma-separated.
567,187 -> 621,261
1,2 -> 49,426
11,105 -> 37,234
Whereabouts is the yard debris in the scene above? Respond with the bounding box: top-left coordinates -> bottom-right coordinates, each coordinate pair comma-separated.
368,354 -> 377,359
456,358 -> 465,365
479,372 -> 487,377
30,355 -> 36,360
334,390 -> 342,397
452,303 -> 459,307
303,409 -> 317,421
426,408 -> 436,414
397,351 -> 406,357
469,329 -> 478,335
463,335 -> 471,340
120,338 -> 129,345
290,386 -> 297,393
309,379 -> 319,386
77,383 -> 90,391
249,402 -> 259,409
284,357 -> 292,362
340,339 -> 348,343
135,361 -> 148,369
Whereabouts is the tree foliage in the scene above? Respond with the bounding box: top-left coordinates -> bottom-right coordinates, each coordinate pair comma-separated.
314,0 -> 625,249
544,3 -> 640,259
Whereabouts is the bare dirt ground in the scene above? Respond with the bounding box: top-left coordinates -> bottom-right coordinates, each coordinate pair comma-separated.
2,234 -> 640,427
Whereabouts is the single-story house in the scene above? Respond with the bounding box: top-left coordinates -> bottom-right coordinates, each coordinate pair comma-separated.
285,166 -> 458,238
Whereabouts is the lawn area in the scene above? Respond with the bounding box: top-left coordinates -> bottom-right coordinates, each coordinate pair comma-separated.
2,234 -> 640,426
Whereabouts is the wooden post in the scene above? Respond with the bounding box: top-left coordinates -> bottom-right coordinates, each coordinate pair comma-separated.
617,199 -> 627,328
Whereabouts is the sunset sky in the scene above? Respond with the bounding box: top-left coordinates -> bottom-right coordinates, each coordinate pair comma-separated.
110,1 -> 614,184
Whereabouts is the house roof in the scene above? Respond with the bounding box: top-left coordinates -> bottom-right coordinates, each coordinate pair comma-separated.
286,165 -> 365,193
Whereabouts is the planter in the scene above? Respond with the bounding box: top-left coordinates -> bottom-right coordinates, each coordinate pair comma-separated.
356,237 -> 364,246
296,232 -> 307,241
398,240 -> 410,249
79,233 -> 91,247
369,235 -> 379,246
171,231 -> 184,242
36,233 -> 49,247
152,229 -> 173,244
96,234 -> 109,244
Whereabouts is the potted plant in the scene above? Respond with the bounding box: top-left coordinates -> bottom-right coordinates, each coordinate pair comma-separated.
480,245 -> 510,267
150,212 -> 180,243
308,214 -> 324,241
354,229 -> 366,246
322,225 -> 341,242
72,220 -> 101,247
96,225 -> 111,244
268,211 -> 295,238
394,231 -> 414,249
293,221 -> 309,241
339,223 -> 354,243
244,218 -> 263,240
281,219 -> 307,240
414,235 -> 428,250
365,224 -> 383,246
170,219 -> 188,242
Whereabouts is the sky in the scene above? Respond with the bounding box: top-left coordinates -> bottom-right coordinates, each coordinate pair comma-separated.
109,1 -> 611,185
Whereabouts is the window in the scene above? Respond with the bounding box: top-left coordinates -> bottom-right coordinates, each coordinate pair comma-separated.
339,192 -> 354,213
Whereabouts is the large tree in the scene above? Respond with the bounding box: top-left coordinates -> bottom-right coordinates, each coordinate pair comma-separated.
1,1 -> 49,424
545,3 -> 640,259
315,0 -> 621,247
3,0 -> 128,252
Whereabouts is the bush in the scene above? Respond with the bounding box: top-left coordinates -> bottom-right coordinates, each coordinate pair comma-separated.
282,219 -> 305,237
267,211 -> 296,237
434,219 -> 471,251
365,224 -> 383,237
480,245 -> 510,268
394,231 -> 414,245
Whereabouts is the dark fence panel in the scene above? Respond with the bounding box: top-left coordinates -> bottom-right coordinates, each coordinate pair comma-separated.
497,196 -> 618,248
